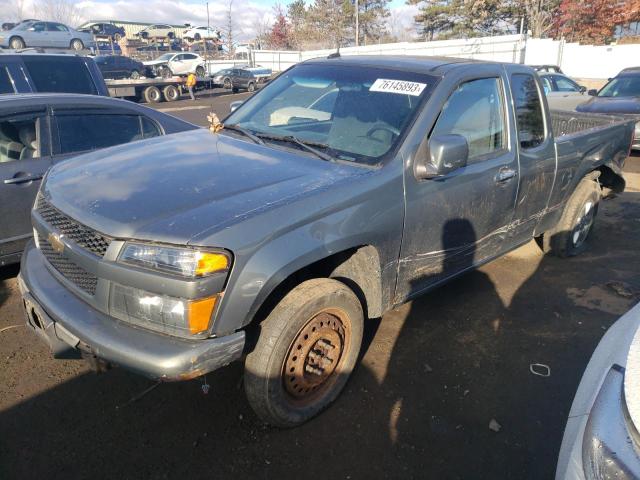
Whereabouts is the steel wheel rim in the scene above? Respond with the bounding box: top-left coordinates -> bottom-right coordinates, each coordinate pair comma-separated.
282,309 -> 350,404
573,200 -> 595,247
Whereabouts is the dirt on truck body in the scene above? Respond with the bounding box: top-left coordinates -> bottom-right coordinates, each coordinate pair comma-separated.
18,55 -> 635,426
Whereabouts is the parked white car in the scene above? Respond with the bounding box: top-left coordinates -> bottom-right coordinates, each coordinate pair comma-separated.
143,52 -> 205,78
556,301 -> 640,479
183,26 -> 220,41
136,24 -> 175,39
539,72 -> 590,111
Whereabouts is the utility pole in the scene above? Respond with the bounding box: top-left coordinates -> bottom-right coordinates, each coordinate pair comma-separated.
207,1 -> 210,31
355,0 -> 359,47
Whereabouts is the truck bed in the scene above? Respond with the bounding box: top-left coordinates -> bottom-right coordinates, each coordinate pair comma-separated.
551,110 -> 632,139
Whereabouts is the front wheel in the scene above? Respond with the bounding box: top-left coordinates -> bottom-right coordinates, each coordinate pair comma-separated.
130,69 -> 140,79
195,66 -> 205,77
113,33 -> 122,42
244,278 -> 364,427
71,39 -> 84,51
10,36 -> 25,49
160,66 -> 172,79
536,176 -> 601,257
247,82 -> 255,92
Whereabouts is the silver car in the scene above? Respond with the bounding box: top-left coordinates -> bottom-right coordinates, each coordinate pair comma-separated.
539,72 -> 590,111
0,20 -> 94,51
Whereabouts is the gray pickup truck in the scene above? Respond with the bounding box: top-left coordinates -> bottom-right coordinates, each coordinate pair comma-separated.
19,56 -> 635,427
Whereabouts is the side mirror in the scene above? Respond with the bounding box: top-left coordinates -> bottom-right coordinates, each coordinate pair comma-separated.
415,134 -> 468,180
588,89 -> 598,96
579,86 -> 587,94
230,100 -> 243,113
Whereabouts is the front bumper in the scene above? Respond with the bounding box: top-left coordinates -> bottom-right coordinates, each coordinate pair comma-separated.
19,241 -> 245,381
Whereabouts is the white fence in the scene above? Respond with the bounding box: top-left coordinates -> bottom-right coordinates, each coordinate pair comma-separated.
252,34 -> 640,80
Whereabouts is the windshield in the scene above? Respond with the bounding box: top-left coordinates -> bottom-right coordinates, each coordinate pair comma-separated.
225,63 -> 436,165
156,53 -> 174,61
599,76 -> 640,97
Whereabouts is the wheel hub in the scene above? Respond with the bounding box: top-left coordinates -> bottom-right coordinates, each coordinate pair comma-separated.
573,201 -> 594,247
283,311 -> 347,400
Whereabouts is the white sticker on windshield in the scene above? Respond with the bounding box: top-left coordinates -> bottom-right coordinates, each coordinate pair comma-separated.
369,79 -> 427,96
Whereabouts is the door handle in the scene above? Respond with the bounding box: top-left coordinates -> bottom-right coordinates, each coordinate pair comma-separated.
4,174 -> 43,185
495,168 -> 516,183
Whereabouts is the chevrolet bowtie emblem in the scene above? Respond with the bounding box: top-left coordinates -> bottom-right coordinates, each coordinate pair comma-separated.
47,232 -> 65,254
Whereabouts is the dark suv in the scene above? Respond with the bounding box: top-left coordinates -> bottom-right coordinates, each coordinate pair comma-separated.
94,55 -> 148,80
78,22 -> 126,41
214,68 -> 258,92
0,53 -> 108,96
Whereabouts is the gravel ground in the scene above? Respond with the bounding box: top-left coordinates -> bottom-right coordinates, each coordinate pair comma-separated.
1,94 -> 639,479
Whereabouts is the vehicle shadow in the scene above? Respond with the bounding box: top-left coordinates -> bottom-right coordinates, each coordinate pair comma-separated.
1,193 -> 639,479
0,264 -> 20,311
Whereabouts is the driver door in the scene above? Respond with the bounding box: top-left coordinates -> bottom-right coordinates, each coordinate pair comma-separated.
396,70 -> 519,302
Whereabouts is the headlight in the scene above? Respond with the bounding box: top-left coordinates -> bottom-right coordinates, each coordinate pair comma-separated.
109,283 -> 217,337
119,243 -> 230,278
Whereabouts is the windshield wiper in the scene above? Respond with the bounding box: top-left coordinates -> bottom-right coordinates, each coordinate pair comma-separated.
255,133 -> 334,162
223,124 -> 265,145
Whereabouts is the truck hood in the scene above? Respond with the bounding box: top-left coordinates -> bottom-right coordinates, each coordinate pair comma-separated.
43,129 -> 367,244
576,96 -> 640,114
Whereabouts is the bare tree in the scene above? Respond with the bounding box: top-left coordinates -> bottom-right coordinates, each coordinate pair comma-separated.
33,0 -> 84,25
252,13 -> 271,50
224,0 -> 235,58
517,0 -> 561,38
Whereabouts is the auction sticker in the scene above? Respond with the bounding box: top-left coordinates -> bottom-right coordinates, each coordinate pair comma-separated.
369,79 -> 427,96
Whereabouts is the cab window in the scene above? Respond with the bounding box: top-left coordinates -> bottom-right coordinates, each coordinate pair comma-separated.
510,74 -> 545,149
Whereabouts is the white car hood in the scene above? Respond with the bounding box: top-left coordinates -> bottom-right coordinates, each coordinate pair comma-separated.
625,321 -> 640,431
143,59 -> 169,66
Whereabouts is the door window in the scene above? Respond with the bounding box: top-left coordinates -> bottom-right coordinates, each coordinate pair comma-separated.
47,22 -> 69,32
56,114 -> 160,154
30,22 -> 46,32
510,74 -> 545,149
22,57 -> 98,95
553,75 -> 580,92
0,67 -> 14,94
431,77 -> 506,161
541,76 -> 553,94
0,118 -> 41,163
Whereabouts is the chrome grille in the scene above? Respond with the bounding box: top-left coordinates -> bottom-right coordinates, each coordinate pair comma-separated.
35,195 -> 111,257
40,240 -> 98,295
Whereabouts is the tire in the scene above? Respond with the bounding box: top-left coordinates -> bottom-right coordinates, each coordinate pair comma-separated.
167,32 -> 175,39
130,69 -> 140,80
143,86 -> 162,103
223,78 -> 232,89
71,39 -> 84,51
163,84 -> 180,102
194,33 -> 201,41
113,33 -> 122,42
160,66 -> 172,79
9,36 -> 25,49
247,82 -> 255,92
232,87 -> 239,93
537,176 -> 601,257
244,278 -> 364,427
195,66 -> 205,77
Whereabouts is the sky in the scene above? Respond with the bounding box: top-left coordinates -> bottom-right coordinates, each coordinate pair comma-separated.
1,0 -> 419,42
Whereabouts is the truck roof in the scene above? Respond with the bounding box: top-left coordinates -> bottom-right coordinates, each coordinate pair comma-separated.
302,54 -> 496,75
